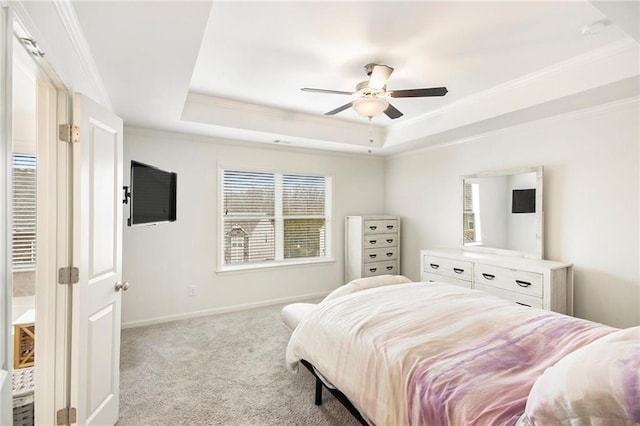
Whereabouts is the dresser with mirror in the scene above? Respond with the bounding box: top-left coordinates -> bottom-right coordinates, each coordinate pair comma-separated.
421,166 -> 574,315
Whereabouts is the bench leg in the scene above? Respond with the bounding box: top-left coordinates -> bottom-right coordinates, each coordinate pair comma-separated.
314,376 -> 322,405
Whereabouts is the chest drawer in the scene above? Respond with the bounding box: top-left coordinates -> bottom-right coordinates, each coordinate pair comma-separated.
423,255 -> 472,281
363,219 -> 398,234
475,283 -> 543,309
364,247 -> 398,263
363,261 -> 398,277
422,272 -> 472,289
474,264 -> 543,298
363,233 -> 398,248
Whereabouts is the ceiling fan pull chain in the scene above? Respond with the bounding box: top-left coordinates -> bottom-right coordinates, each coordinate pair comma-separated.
365,118 -> 373,154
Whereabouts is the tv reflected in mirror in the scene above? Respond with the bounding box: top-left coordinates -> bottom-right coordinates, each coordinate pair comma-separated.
461,166 -> 543,259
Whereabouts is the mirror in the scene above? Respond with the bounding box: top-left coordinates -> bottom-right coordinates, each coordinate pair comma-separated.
461,166 -> 543,259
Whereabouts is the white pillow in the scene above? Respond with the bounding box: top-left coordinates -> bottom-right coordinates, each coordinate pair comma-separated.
521,326 -> 640,425
323,274 -> 412,302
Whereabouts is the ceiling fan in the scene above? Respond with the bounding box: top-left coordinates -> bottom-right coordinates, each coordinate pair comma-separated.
301,63 -> 448,120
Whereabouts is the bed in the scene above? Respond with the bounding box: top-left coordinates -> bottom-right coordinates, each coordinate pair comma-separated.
285,278 -> 640,425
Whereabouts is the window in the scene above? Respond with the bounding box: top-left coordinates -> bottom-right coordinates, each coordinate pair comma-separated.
12,154 -> 37,271
463,182 -> 482,244
221,168 -> 331,269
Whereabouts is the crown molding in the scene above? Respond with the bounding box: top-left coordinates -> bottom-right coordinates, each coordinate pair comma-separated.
387,96 -> 639,159
183,91 -> 387,149
52,0 -> 111,109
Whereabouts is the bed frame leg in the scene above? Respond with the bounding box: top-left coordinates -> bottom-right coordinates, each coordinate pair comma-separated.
314,377 -> 322,405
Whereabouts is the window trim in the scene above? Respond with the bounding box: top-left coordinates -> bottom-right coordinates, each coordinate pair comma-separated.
216,163 -> 333,273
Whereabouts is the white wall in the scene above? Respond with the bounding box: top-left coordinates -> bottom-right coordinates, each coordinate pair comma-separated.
122,128 -> 385,327
385,100 -> 639,328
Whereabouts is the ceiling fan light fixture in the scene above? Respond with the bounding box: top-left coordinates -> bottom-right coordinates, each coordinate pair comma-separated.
353,98 -> 389,118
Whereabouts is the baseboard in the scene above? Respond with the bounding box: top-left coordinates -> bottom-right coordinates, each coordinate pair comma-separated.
121,291 -> 329,329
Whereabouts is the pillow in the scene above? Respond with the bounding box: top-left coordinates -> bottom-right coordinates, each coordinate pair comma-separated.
322,274 -> 412,302
521,326 -> 640,425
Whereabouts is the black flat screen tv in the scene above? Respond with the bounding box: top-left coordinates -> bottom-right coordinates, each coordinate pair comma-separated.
512,188 -> 536,214
128,161 -> 177,226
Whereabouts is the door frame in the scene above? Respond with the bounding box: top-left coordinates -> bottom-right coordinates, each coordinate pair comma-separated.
0,4 -> 13,425
6,6 -> 73,424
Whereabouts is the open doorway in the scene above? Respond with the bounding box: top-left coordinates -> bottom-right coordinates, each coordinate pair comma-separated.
11,34 -> 38,426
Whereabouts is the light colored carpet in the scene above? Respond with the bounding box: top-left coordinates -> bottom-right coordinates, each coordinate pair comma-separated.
117,302 -> 360,426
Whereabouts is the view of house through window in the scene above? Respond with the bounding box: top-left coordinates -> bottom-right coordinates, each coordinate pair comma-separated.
222,169 -> 330,266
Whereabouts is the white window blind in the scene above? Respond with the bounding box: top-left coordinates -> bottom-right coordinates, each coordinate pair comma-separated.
222,169 -> 330,267
282,174 -> 326,259
12,154 -> 36,271
223,170 -> 275,264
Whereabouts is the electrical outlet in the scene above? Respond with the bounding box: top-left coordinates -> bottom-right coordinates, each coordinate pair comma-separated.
188,286 -> 197,297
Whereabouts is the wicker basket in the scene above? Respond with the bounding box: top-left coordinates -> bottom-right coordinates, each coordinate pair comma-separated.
13,367 -> 35,426
13,394 -> 34,426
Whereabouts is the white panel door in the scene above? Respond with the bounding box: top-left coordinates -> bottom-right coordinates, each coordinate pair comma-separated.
0,5 -> 12,426
70,93 -> 123,425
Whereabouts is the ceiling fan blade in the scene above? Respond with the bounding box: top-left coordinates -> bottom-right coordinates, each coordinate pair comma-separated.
302,88 -> 353,95
325,102 -> 354,116
390,87 -> 448,98
368,64 -> 394,90
384,103 -> 403,119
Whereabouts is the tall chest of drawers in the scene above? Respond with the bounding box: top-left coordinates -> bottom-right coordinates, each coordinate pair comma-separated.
345,216 -> 400,282
420,248 -> 573,315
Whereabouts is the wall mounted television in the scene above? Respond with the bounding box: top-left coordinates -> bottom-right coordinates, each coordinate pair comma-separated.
127,161 -> 177,226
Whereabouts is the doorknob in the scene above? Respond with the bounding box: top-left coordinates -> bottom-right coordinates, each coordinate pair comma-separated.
115,281 -> 130,292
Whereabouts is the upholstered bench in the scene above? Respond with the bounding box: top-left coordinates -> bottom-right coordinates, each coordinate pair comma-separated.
281,303 -> 317,332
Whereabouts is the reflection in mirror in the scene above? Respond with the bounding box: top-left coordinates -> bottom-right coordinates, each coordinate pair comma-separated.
461,166 -> 543,259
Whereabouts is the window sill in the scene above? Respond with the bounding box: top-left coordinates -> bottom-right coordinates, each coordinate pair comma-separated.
217,257 -> 335,274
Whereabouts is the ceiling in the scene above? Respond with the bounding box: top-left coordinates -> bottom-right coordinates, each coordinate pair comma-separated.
67,0 -> 639,155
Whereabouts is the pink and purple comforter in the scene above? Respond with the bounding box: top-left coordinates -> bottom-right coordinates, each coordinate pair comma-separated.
286,282 -> 618,425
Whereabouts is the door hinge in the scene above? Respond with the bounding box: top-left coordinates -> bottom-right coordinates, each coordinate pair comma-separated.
59,124 -> 80,143
58,266 -> 79,285
56,407 -> 77,425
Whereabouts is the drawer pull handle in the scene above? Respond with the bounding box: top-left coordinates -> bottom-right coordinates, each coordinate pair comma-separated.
515,280 -> 532,287
386,252 -> 393,257
386,266 -> 393,270
386,239 -> 393,243
369,268 -> 377,273
369,240 -> 377,245
482,273 -> 495,280
369,254 -> 377,259
386,225 -> 394,230
369,226 -> 377,230
453,268 -> 464,274
516,302 -> 531,307
430,263 -> 440,269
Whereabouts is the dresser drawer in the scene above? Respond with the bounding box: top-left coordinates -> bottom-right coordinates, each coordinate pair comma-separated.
474,264 -> 543,298
475,283 -> 543,309
363,233 -> 398,248
422,272 -> 472,289
364,247 -> 398,263
423,255 -> 472,281
363,261 -> 398,277
363,219 -> 398,234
